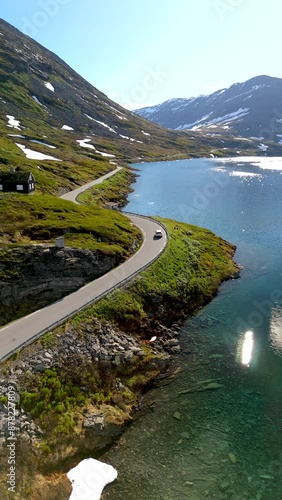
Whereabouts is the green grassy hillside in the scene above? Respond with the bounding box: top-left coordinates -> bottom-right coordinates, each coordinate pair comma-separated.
80,218 -> 239,331
0,194 -> 140,252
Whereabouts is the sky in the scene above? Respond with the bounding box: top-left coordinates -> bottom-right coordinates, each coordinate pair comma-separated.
1,0 -> 282,109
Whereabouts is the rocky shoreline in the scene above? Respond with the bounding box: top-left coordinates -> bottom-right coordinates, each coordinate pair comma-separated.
0,316 -> 182,458
0,215 -> 239,498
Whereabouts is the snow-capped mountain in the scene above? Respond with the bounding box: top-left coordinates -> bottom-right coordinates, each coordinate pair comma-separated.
1,17 -> 281,166
135,76 -> 282,143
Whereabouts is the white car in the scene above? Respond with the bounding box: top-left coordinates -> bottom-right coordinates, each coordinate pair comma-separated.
154,229 -> 163,238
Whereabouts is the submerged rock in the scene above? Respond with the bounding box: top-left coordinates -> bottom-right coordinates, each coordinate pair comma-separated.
173,411 -> 182,421
228,453 -> 237,464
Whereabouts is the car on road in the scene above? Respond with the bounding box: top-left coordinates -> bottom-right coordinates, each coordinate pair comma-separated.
154,229 -> 163,238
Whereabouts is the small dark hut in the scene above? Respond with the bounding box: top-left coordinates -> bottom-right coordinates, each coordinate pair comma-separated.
0,170 -> 35,194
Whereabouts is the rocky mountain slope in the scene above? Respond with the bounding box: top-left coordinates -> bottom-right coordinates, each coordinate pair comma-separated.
0,17 -> 222,169
135,75 -> 282,145
0,17 -> 279,186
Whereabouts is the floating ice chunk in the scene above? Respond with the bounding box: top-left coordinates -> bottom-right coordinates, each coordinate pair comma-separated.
214,156 -> 282,171
45,82 -> 54,92
16,143 -> 61,161
67,458 -> 117,500
229,171 -> 262,178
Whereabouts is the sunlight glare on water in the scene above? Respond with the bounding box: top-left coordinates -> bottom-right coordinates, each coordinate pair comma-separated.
241,331 -> 254,366
103,157 -> 282,500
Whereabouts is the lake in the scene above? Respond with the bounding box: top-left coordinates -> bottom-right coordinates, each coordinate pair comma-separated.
103,157 -> 282,500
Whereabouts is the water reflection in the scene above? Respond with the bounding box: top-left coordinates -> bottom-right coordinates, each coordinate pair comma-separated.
241,331 -> 254,366
270,305 -> 282,356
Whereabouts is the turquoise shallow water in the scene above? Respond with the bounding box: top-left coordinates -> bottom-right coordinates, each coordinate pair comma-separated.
103,158 -> 282,500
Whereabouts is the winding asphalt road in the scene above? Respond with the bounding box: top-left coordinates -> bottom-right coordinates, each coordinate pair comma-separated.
60,166 -> 123,202
0,167 -> 168,362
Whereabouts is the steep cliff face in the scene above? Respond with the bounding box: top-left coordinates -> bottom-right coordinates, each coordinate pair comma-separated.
0,245 -> 125,325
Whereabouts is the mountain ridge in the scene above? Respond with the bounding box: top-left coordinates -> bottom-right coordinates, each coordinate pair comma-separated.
135,75 -> 282,144
1,16 -> 280,186
0,17 -> 200,166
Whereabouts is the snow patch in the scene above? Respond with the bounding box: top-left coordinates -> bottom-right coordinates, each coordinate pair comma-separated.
186,108 -> 249,131
204,108 -> 250,127
16,143 -> 61,161
119,134 -> 143,143
67,458 -> 117,500
106,104 -> 128,120
252,84 -> 265,91
95,150 -> 115,157
62,125 -> 74,131
115,113 -> 128,120
176,113 -> 213,130
44,82 -> 54,92
7,115 -> 21,130
76,139 -> 96,150
224,89 -> 253,103
30,140 -> 56,149
85,115 -> 117,134
139,105 -> 159,114
142,130 -> 151,136
216,89 -> 226,95
258,144 -> 268,151
32,96 -> 43,106
76,139 -> 115,157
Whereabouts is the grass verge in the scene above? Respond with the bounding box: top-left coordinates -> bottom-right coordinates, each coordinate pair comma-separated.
0,193 -> 141,252
77,167 -> 136,208
76,217 -> 239,332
